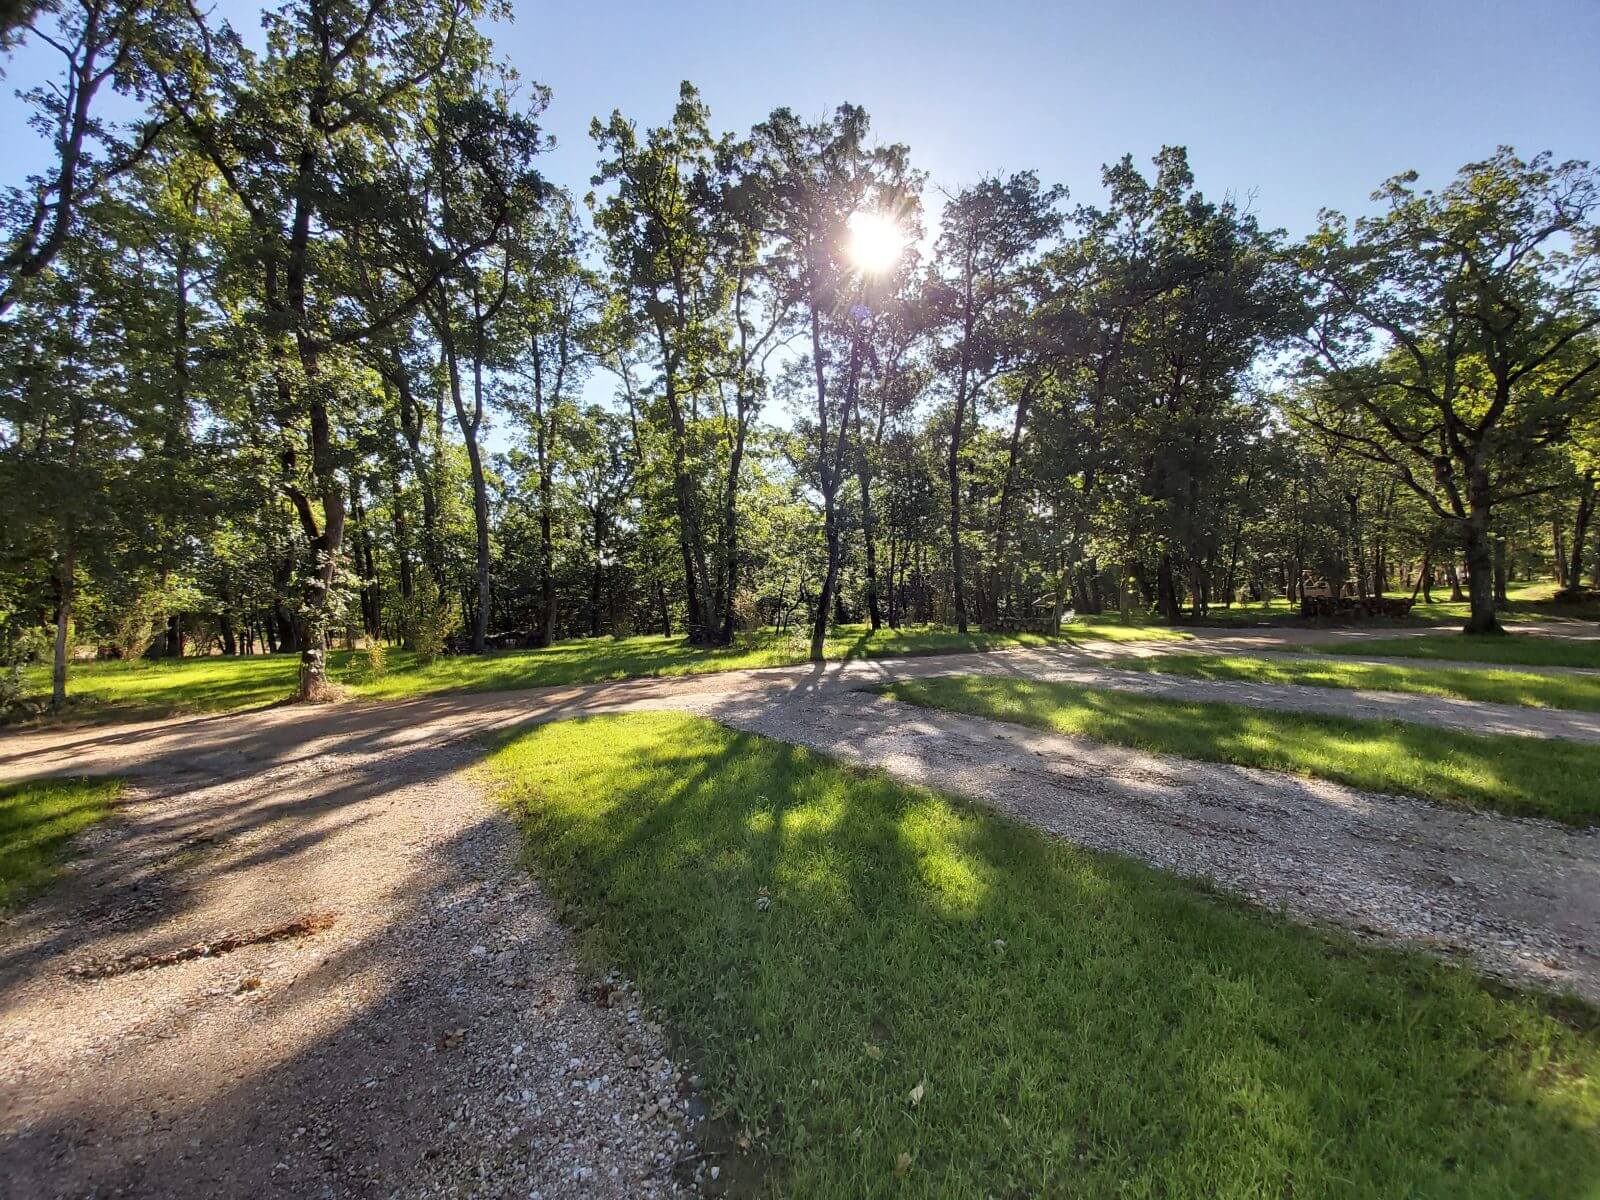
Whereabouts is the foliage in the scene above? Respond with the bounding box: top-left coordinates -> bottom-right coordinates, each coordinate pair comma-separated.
402,572 -> 458,665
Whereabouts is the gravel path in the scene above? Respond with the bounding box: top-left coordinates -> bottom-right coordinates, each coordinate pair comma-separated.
3,637 -> 1599,1196
952,657 -> 1600,742
708,690 -> 1600,1003
0,737 -> 706,1199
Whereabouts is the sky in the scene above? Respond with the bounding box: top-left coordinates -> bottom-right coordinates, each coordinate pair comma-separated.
3,0 -> 1598,432
5,0 -> 1598,233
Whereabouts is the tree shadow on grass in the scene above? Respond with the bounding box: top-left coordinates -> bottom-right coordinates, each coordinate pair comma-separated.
490,712 -> 1600,1199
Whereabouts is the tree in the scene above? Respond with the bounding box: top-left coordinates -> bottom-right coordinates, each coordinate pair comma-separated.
928,173 -> 1063,632
1,0 -> 172,313
591,83 -> 748,644
164,0 -> 529,695
748,103 -> 915,659
1294,149 -> 1600,634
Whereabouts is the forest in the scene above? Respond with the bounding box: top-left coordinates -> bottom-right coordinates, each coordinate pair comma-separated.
3,0 -> 1599,710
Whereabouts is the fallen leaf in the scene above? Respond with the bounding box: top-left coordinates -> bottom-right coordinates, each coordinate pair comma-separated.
864,1043 -> 883,1061
894,1151 -> 913,1178
908,1080 -> 925,1107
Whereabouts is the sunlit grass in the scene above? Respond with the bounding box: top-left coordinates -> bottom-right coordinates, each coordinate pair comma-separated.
486,713 -> 1600,1199
1316,635 -> 1600,671
1118,653 -> 1600,711
876,675 -> 1600,824
1136,582 -> 1600,627
0,777 -> 121,909
15,621 -> 1188,724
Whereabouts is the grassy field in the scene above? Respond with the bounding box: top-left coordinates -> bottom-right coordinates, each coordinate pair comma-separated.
1317,635 -> 1600,670
1153,581 -> 1600,628
13,621 -> 1185,724
876,675 -> 1600,824
0,777 -> 121,910
486,713 -> 1600,1199
1118,652 -> 1600,711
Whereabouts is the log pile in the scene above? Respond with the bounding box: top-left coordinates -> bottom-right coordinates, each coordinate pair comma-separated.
981,616 -> 1060,635
1299,595 -> 1414,621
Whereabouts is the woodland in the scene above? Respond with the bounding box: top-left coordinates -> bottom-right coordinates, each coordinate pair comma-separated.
3,0 -> 1599,709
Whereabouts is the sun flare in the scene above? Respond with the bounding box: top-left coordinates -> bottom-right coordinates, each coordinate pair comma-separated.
844,210 -> 907,275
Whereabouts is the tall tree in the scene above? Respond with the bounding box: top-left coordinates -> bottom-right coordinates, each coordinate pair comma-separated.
748,103 -> 915,659
928,173 -> 1063,632
164,0 -> 530,694
1294,149 -> 1600,634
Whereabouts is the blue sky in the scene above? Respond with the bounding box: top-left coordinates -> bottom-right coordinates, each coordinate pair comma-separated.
5,0 -> 1598,234
506,0 -> 1600,234
4,0 -> 1597,435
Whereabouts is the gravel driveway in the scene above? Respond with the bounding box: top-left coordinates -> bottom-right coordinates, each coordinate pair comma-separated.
2,638 -> 1598,1196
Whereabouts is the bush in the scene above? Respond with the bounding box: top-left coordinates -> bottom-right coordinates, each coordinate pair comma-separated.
402,575 -> 457,665
344,639 -> 388,684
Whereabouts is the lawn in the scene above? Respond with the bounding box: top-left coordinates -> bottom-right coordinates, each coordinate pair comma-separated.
1317,634 -> 1600,671
1124,582 -> 1600,628
875,675 -> 1600,824
1116,652 -> 1600,711
0,777 -> 121,910
486,713 -> 1600,1199
14,621 -> 1186,723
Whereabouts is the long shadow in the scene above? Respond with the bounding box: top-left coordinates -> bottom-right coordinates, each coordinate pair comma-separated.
493,712 -> 1600,1198
0,800 -> 662,1197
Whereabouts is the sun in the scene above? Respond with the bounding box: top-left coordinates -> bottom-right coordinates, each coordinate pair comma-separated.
844,210 -> 907,275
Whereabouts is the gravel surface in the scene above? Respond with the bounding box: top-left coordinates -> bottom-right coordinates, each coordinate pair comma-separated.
0,740 -> 705,1199
3,634 -> 1599,1196
706,690 -> 1600,1003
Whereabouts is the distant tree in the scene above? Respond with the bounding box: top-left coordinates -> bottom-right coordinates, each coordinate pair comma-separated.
928,173 -> 1063,632
1294,149 -> 1600,633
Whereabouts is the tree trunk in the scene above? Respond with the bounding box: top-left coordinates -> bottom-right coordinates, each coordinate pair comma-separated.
439,305 -> 492,655
1156,551 -> 1180,622
1565,471 -> 1596,593
1462,485 -> 1503,634
809,318 -> 859,661
51,547 -> 75,713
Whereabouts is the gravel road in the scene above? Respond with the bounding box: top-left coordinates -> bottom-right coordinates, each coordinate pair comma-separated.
2,635 -> 1597,1196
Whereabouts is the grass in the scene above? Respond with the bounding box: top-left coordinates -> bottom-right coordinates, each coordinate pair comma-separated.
1117,652 -> 1600,711
1317,635 -> 1600,671
485,713 -> 1600,1199
15,621 -> 1187,724
1133,581 -> 1600,628
0,777 -> 121,910
875,675 -> 1600,824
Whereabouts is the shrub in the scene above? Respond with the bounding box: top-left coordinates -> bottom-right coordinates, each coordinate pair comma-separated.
345,639 -> 388,683
403,575 -> 457,665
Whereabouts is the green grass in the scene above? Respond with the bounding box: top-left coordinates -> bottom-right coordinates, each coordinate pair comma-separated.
1129,582 -> 1600,628
485,713 -> 1600,1199
1317,635 -> 1600,670
0,777 -> 121,910
17,621 -> 1187,724
876,676 -> 1600,824
1118,652 -> 1600,711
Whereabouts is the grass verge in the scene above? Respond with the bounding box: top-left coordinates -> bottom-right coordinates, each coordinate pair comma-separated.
486,713 -> 1600,1199
876,676 -> 1600,824
1118,652 -> 1600,711
17,621 -> 1186,724
1316,635 -> 1600,670
0,777 -> 121,909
